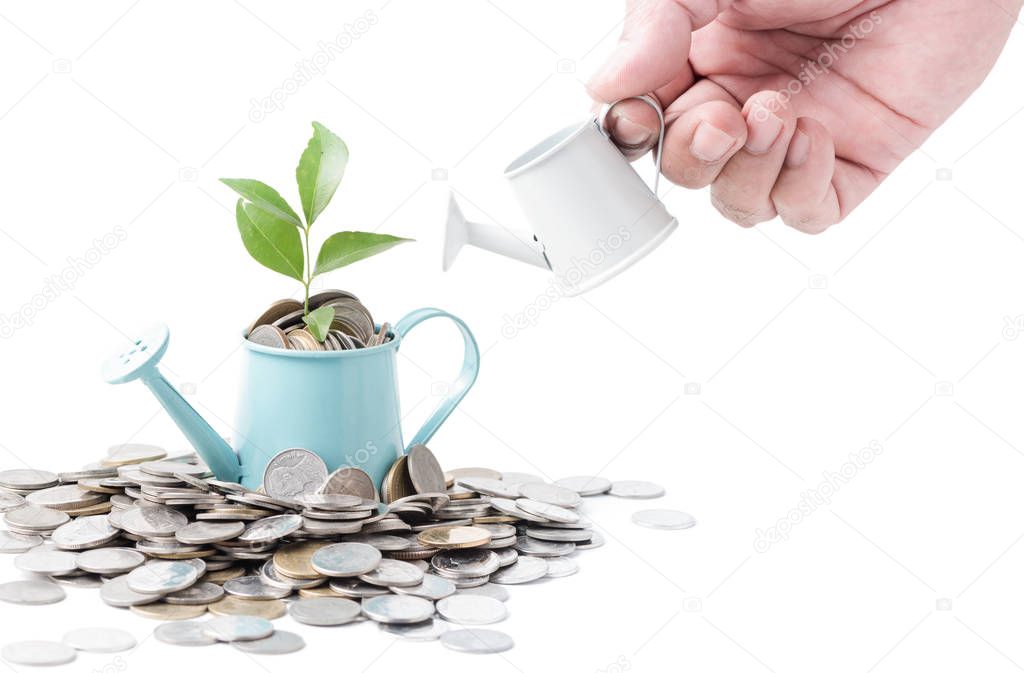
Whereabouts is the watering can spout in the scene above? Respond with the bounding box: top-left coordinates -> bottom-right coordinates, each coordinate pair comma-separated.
443,192 -> 550,272
101,324 -> 243,484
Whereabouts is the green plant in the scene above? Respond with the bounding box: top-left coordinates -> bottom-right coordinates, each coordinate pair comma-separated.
221,121 -> 411,341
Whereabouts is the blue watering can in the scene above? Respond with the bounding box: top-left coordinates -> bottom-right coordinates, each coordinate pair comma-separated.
101,308 -> 479,490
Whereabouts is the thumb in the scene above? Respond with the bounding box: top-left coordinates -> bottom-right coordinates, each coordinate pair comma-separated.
587,0 -> 728,102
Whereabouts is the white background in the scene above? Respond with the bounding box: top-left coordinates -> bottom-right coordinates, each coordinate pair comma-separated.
1,1 -> 1023,671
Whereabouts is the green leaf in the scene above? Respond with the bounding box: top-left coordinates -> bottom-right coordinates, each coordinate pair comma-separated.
302,305 -> 334,342
313,231 -> 413,277
220,178 -> 302,228
235,200 -> 305,281
296,121 -> 348,227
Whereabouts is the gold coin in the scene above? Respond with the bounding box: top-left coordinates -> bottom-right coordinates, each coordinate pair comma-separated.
130,602 -> 207,620
273,541 -> 328,580
473,515 -> 519,524
208,596 -> 287,619
63,501 -> 114,516
383,457 -> 414,504
76,479 -> 122,494
204,566 -> 246,584
297,586 -> 338,599
417,525 -> 492,549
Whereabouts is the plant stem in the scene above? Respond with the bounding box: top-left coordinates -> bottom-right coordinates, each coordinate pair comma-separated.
302,225 -> 312,316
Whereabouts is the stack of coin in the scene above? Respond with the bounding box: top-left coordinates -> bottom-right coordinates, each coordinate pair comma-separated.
0,441 -> 680,661
245,290 -> 393,351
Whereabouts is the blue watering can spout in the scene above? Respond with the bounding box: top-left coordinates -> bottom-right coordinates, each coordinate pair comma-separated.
101,323 -> 243,483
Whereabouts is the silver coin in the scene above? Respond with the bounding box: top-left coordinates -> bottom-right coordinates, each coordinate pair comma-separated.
14,549 -> 79,575
525,526 -> 594,543
495,547 -> 519,567
100,575 -> 161,607
489,556 -> 548,585
328,577 -> 390,598
51,514 -> 119,550
4,504 -> 70,531
554,475 -> 612,496
407,444 -> 446,494
105,443 -> 167,465
289,597 -> 362,626
473,523 -> 516,539
318,467 -> 376,500
456,477 -> 520,498
359,559 -> 424,587
447,574 -> 491,589
223,575 -> 292,600
361,594 -> 435,624
263,449 -> 328,499
296,493 -> 365,510
391,573 -> 456,601
140,460 -> 210,478
25,484 -> 103,509
0,579 -> 66,605
53,573 -> 103,588
436,594 -> 508,625
1,640 -> 76,666
515,498 -> 580,524
380,618 -> 448,641
236,514 -> 303,545
440,628 -> 514,654
632,509 -> 696,529
0,490 -> 25,511
176,521 -> 244,545
311,542 -> 382,577
514,535 -> 575,557
518,482 -> 581,508
343,534 -> 411,551
457,583 -> 509,602
0,469 -> 59,490
575,531 -> 605,550
500,472 -> 544,486
0,530 -> 42,553
61,628 -> 136,653
203,615 -> 275,642
609,480 -> 665,499
165,581 -> 224,605
154,620 -> 217,646
117,505 -> 188,537
447,467 -> 502,481
231,630 -> 305,655
126,561 -> 199,594
545,556 -> 579,578
431,549 -> 500,579
488,497 -> 546,523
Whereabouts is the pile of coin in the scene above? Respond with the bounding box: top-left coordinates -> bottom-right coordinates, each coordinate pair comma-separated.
245,290 -> 392,351
0,441 -> 688,662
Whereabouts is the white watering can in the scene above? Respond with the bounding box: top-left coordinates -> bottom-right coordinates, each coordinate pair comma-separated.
443,95 -> 678,296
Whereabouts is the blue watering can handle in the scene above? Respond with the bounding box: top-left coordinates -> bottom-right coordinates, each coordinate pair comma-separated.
394,308 -> 480,450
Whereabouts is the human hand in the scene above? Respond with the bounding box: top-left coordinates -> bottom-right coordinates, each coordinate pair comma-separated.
588,0 -> 1021,233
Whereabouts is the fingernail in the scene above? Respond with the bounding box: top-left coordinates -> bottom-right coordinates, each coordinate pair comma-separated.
785,130 -> 811,168
690,121 -> 736,162
609,111 -> 652,147
745,103 -> 784,154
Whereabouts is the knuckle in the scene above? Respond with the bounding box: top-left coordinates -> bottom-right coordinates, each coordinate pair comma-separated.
780,210 -> 834,234
664,159 -> 713,188
710,192 -> 774,227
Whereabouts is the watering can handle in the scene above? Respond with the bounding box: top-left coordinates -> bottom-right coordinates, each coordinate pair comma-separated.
598,93 -> 666,195
394,308 -> 480,450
